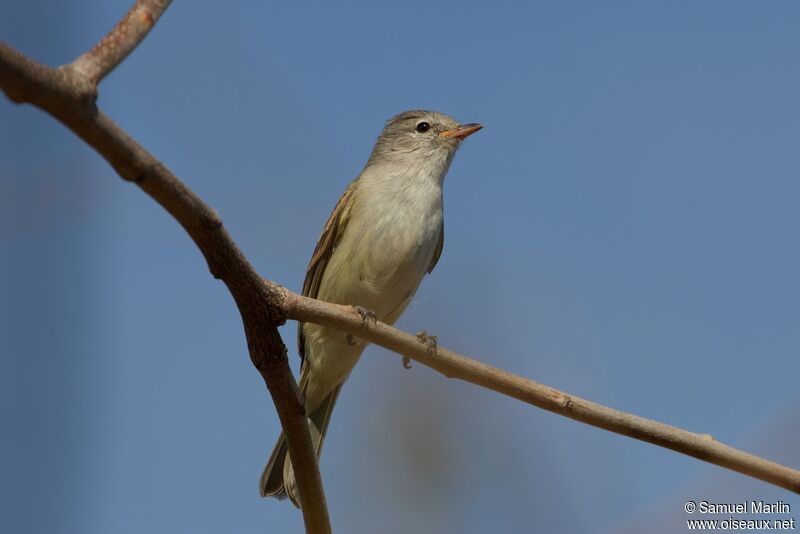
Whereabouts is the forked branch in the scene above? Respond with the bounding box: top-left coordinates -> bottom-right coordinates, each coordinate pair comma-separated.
1,3 -> 331,533
2,4 -> 799,534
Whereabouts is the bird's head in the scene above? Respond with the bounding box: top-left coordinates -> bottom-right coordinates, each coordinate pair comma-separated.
367,110 -> 482,172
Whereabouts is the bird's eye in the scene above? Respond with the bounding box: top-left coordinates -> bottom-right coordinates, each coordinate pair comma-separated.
415,121 -> 431,133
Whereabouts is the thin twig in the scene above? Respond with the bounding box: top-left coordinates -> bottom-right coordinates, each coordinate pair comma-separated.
72,0 -> 173,83
284,290 -> 800,494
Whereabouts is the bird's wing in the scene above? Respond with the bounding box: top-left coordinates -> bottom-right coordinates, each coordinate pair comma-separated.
427,221 -> 445,273
298,182 -> 357,365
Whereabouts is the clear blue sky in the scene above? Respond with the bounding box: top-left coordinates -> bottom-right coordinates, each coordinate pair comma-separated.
2,2 -> 799,533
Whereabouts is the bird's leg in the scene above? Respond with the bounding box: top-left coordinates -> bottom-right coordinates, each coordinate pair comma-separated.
347,306 -> 377,346
406,330 -> 438,369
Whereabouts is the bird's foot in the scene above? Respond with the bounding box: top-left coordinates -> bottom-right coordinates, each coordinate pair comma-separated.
346,306 -> 376,346
354,306 -> 377,331
416,330 -> 438,353
406,330 -> 438,369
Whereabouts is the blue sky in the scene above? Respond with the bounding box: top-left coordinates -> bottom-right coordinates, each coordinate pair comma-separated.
2,2 -> 799,533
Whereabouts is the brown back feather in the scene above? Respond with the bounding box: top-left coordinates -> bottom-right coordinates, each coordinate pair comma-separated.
297,182 -> 357,365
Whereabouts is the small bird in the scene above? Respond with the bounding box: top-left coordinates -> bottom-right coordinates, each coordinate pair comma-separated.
259,110 -> 482,507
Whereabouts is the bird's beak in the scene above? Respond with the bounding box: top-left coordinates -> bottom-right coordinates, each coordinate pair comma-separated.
439,123 -> 483,140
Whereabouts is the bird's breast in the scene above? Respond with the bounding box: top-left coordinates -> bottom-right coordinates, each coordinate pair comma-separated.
359,184 -> 441,283
319,179 -> 443,322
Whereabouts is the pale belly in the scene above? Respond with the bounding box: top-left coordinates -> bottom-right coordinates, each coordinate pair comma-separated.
319,196 -> 441,322
301,193 -> 443,410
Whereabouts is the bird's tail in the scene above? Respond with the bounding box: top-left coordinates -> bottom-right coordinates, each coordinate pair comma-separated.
259,384 -> 342,508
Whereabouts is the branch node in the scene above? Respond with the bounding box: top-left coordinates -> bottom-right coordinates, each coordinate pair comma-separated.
281,285 -> 296,317
207,208 -> 223,230
207,258 -> 226,281
58,64 -> 98,104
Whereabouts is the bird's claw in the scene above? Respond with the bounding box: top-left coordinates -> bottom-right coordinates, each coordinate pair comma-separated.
345,306 -> 376,346
416,330 -> 438,353
406,330 -> 438,369
354,306 -> 377,331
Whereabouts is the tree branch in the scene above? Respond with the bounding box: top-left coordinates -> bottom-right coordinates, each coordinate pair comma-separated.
72,0 -> 173,84
2,4 -> 799,534
284,290 -> 800,494
0,4 -> 332,534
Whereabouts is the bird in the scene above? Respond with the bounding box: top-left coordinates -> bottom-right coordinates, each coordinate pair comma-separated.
259,110 -> 482,507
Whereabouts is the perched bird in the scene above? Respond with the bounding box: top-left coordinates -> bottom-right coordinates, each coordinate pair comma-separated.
259,110 -> 482,507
